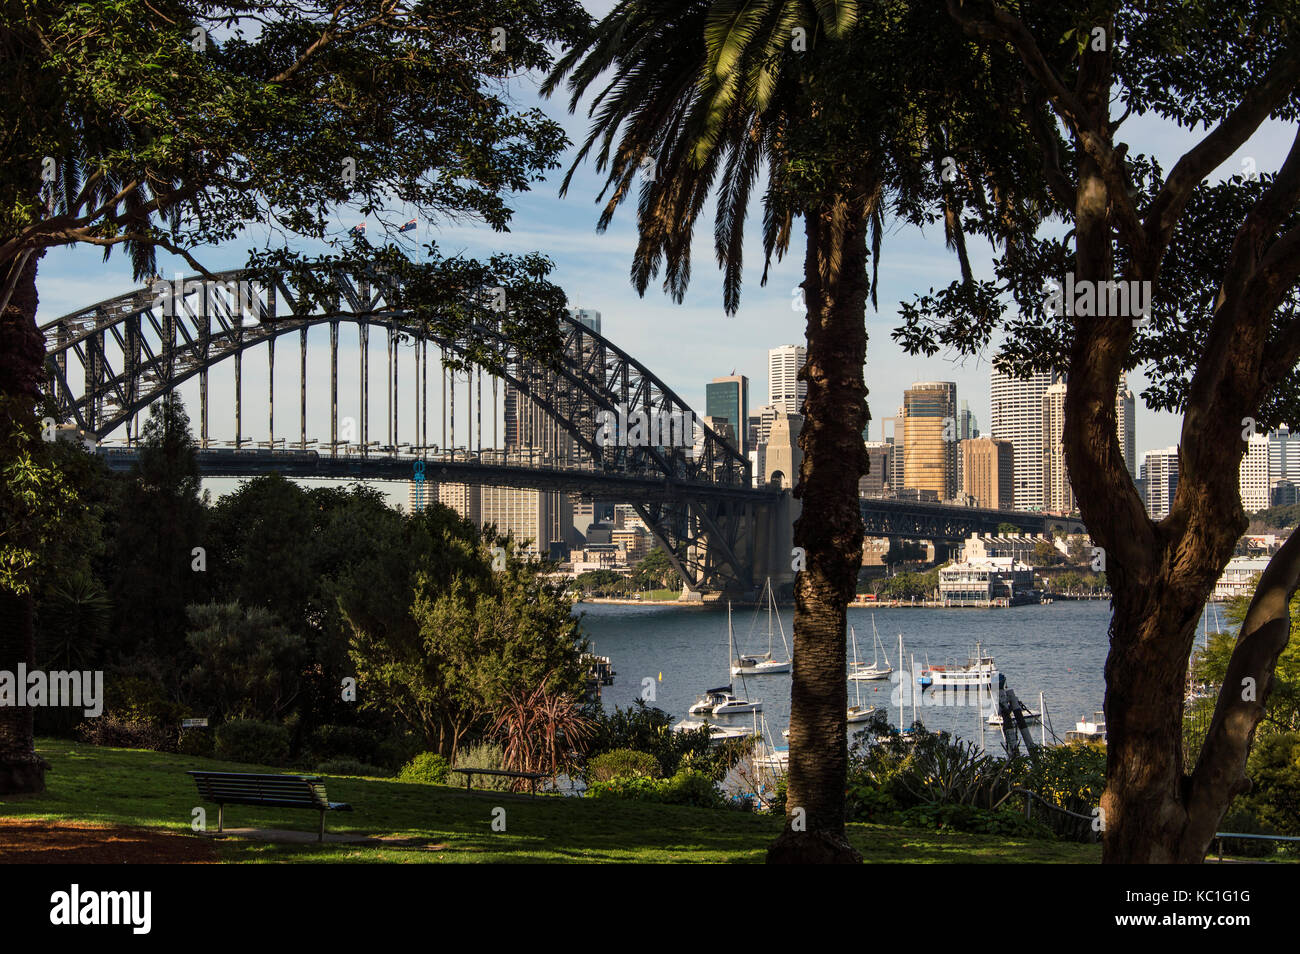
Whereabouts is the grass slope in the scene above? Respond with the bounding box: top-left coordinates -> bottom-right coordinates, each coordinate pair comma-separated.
1,739 -> 1101,863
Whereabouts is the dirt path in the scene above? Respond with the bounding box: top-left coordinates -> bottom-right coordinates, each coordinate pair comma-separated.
0,819 -> 218,863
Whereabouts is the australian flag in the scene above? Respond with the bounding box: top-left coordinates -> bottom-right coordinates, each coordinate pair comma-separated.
399,218 -> 417,233
349,222 -> 366,237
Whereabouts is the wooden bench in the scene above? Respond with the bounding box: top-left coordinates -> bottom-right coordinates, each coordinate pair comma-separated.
188,771 -> 352,842
451,767 -> 546,795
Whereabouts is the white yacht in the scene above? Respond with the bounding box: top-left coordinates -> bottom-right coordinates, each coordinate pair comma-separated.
847,625 -> 878,723
692,603 -> 762,715
673,719 -> 752,742
732,580 -> 792,675
849,616 -> 893,681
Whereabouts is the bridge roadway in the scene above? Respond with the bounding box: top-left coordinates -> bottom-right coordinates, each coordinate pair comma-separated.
96,446 -> 1084,540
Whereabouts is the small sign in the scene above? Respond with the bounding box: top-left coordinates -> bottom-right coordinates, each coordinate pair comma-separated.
181,718 -> 209,729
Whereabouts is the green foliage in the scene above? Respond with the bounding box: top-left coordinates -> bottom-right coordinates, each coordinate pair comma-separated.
895,803 -> 1054,840
453,741 -> 511,791
585,700 -> 753,781
587,748 -> 661,782
848,726 -> 1019,813
398,752 -> 452,785
176,729 -> 213,758
213,719 -> 290,766
1239,731 -> 1300,838
1217,807 -> 1279,858
879,568 -> 940,601
314,759 -> 393,779
1015,742 -> 1106,817
307,725 -> 382,765
102,676 -> 189,728
76,714 -> 173,753
587,768 -> 724,809
184,602 -> 306,723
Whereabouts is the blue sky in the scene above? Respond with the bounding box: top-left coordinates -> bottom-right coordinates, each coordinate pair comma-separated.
34,4 -> 1298,485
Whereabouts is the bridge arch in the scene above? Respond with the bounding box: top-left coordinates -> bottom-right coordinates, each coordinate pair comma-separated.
40,267 -> 778,594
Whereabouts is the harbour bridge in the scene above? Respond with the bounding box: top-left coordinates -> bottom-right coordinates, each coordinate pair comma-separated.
41,266 -> 1082,596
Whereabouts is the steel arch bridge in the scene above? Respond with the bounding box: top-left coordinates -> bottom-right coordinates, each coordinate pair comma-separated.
39,266 -> 790,595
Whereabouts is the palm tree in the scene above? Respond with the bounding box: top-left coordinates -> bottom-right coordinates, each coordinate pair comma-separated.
545,0 -> 1045,861
546,0 -> 885,863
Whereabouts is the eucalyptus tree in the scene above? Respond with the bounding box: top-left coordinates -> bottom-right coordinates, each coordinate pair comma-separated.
895,0 -> 1300,861
0,0 -> 588,793
545,0 -> 1042,861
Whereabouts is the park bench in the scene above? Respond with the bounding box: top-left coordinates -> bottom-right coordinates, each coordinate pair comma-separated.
451,767 -> 546,795
188,771 -> 352,842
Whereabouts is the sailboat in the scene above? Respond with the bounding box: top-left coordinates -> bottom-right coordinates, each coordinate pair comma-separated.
732,578 -> 792,675
693,603 -> 762,715
850,615 -> 893,681
847,626 -> 877,723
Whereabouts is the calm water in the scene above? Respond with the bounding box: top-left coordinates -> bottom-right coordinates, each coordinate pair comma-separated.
575,600 -> 1117,750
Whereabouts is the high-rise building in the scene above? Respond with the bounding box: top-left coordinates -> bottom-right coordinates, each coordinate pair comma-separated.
962,438 -> 1015,509
480,486 -> 572,559
705,374 -> 749,455
437,483 -> 481,525
749,403 -> 778,447
569,308 -> 601,334
1117,373 -> 1137,479
1269,425 -> 1300,482
884,405 -> 905,490
903,382 -> 958,500
860,441 -> 892,496
768,345 -> 807,414
956,400 -> 979,490
1141,446 -> 1180,520
408,480 -> 431,513
1241,433 -> 1270,513
990,369 -> 1056,510
1042,381 -> 1075,514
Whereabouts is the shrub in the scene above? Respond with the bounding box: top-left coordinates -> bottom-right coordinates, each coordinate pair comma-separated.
308,724 -> 381,764
896,803 -> 1054,839
586,774 -> 665,802
313,759 -> 392,778
587,748 -> 660,782
846,781 -> 899,822
103,676 -> 188,727
453,741 -> 511,790
1217,808 -> 1278,858
398,752 -> 452,785
586,768 -> 723,809
76,714 -> 173,752
176,729 -> 214,758
214,719 -> 290,766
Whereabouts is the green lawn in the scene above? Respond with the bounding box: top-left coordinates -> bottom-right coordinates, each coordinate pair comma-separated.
2,739 -> 1102,863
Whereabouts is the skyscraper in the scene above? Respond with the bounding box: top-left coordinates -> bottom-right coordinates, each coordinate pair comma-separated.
1116,373 -> 1137,479
768,344 -> 807,414
956,400 -> 979,491
705,374 -> 749,455
962,437 -> 1015,509
1241,433 -> 1270,513
1141,447 -> 1180,520
990,369 -> 1056,510
1042,380 -> 1075,514
903,381 -> 958,500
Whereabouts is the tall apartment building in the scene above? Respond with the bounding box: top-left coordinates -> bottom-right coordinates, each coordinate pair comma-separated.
480,485 -> 572,560
860,441 -> 892,497
903,382 -> 958,500
705,374 -> 749,455
1241,433 -> 1270,513
438,483 -> 481,525
1141,446 -> 1180,520
962,437 -> 1015,509
1117,373 -> 1137,479
1042,380 -> 1075,514
408,480 -> 430,513
768,345 -> 807,414
990,369 -> 1056,511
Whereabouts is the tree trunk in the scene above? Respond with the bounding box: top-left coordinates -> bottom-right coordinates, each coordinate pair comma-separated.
0,251 -> 48,794
768,187 -> 871,865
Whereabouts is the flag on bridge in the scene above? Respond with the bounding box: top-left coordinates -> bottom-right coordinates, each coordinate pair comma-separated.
399,218 -> 417,233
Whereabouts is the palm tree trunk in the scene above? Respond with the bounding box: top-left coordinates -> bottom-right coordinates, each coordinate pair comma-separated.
0,251 -> 48,794
768,185 -> 871,864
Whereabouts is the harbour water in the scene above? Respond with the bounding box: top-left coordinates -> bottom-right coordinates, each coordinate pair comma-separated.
576,600 -> 1116,749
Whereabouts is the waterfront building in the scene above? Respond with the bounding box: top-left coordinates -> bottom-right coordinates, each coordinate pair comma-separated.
961,437 -> 1015,510
959,532 -> 1050,563
1213,556 -> 1273,601
938,558 -> 1037,606
768,344 -> 807,414
903,381 -> 958,500
990,368 -> 1056,510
